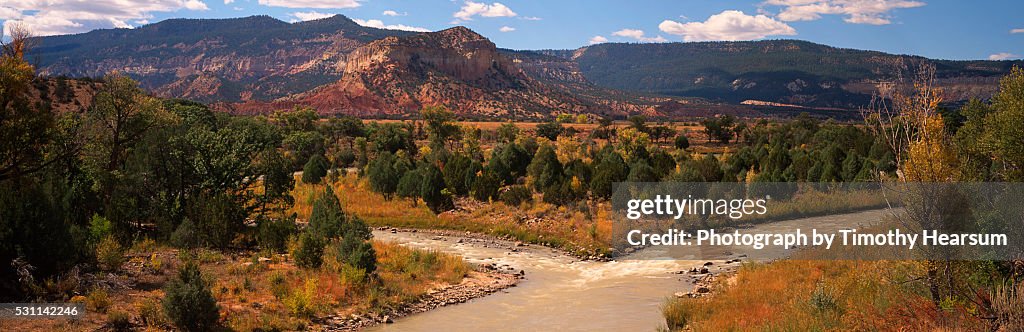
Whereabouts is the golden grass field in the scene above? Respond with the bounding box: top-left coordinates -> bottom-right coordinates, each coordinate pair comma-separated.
289,172 -> 614,257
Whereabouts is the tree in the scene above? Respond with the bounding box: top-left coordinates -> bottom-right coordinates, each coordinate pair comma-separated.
527,144 -> 563,192
591,151 -> 629,199
693,154 -> 723,182
674,134 -> 690,150
307,186 -> 344,239
257,149 -> 295,216
366,152 -> 401,200
471,169 -> 501,202
335,215 -> 375,273
0,24 -> 59,182
367,122 -> 415,155
282,130 -> 325,170
422,106 -> 461,152
702,115 -> 736,144
83,74 -> 165,211
162,262 -> 220,332
627,161 -> 659,182
397,168 -> 423,205
616,128 -> 651,162
302,154 -> 329,184
627,115 -> 648,133
443,154 -> 480,196
978,66 -> 1024,180
420,164 -> 454,214
496,122 -> 519,143
535,121 -> 564,141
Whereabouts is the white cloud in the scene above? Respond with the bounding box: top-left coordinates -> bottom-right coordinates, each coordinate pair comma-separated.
659,10 -> 797,42
453,1 -> 516,22
224,0 -> 234,4
521,16 -> 541,21
291,11 -> 335,21
382,10 -> 406,16
611,28 -> 667,42
184,0 -> 209,10
499,25 -> 515,32
257,0 -> 361,9
0,6 -> 23,20
588,35 -> 608,45
989,52 -> 1020,60
352,18 -> 430,32
1,0 -> 211,36
1011,28 -> 1024,34
764,0 -> 925,25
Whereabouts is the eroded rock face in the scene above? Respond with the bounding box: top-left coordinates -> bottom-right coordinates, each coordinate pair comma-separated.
34,15 -> 411,103
233,27 -> 615,119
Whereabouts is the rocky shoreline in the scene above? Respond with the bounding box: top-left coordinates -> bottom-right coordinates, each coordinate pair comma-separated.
320,269 -> 523,331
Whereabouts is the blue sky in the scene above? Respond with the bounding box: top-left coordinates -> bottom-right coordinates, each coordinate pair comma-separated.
1,0 -> 1021,60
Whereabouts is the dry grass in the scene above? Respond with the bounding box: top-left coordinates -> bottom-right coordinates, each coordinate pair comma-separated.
290,173 -> 614,256
662,258 -> 989,331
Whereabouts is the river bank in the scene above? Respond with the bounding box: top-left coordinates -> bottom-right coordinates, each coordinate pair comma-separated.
321,269 -> 523,331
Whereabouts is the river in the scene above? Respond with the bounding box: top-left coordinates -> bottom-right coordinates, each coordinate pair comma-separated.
368,209 -> 890,332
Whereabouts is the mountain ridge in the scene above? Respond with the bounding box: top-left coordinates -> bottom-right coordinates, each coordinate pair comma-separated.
27,15 -> 1024,118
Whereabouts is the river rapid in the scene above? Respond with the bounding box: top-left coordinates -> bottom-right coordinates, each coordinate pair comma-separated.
368,209 -> 890,332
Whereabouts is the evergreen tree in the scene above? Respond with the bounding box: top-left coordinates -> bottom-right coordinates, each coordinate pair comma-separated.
308,186 -> 345,238
527,144 -> 563,192
591,151 -> 629,199
302,154 -> 329,184
366,151 -> 400,200
420,164 -> 454,214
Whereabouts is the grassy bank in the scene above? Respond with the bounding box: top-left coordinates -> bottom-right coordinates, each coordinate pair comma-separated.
661,251 -> 1021,331
290,173 -> 613,257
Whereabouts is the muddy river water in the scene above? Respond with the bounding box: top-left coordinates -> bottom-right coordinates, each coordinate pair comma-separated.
368,209 -> 890,332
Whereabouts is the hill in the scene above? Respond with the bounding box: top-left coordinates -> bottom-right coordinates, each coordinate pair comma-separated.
548,40 -> 1024,108
32,15 -> 413,103
222,27 -> 701,120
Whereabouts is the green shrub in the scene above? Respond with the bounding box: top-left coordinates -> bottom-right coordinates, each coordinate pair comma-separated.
499,185 -> 532,207
137,298 -> 166,327
86,288 -> 111,313
471,169 -> 501,202
284,278 -> 320,318
162,262 -> 220,332
95,235 -> 125,271
89,214 -> 114,246
335,148 -> 356,167
107,310 -> 132,331
292,232 -> 325,269
674,134 -> 690,150
258,216 -> 296,253
170,218 -> 199,249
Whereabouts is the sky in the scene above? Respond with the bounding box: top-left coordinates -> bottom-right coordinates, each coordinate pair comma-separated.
0,0 -> 1021,60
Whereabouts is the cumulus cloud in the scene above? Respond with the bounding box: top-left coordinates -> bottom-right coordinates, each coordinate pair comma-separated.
184,0 -> 209,10
224,0 -> 234,4
588,35 -> 608,45
764,0 -> 925,25
257,0 -> 361,9
989,52 -> 1020,60
382,10 -> 406,16
291,11 -> 335,21
453,1 -> 516,21
1,0 -> 210,36
659,10 -> 796,42
499,26 -> 515,32
611,28 -> 667,43
1011,28 -> 1024,34
521,16 -> 541,21
352,18 -> 430,32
